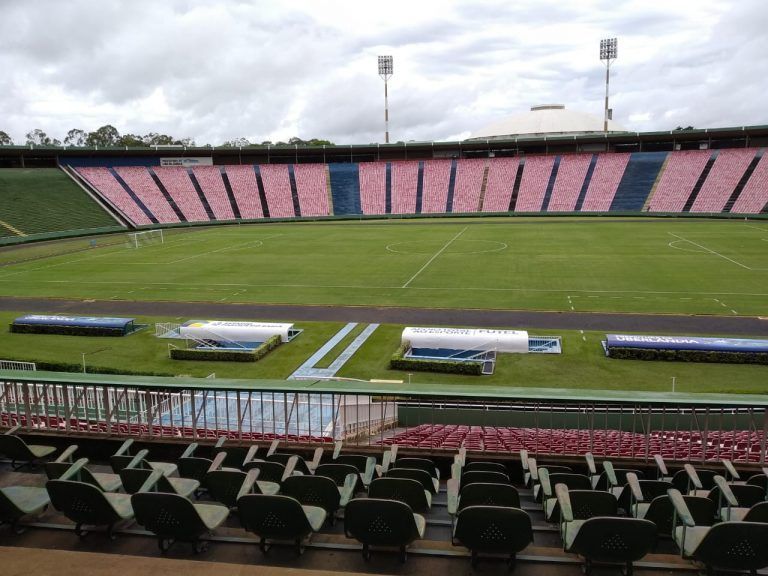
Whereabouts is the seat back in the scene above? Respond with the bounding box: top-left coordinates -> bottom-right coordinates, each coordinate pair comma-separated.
684,495 -> 717,526
281,475 -> 340,516
386,468 -> 436,493
709,483 -> 765,508
570,517 -> 657,564
392,458 -> 438,478
453,506 -> 532,554
238,494 -> 312,539
548,473 -> 591,493
0,435 -> 32,461
458,482 -> 520,512
119,466 -> 174,494
46,479 -> 121,526
672,468 -> 717,493
746,474 -> 768,492
695,522 -> 768,572
369,478 -> 429,513
110,454 -> 149,474
206,470 -> 249,507
619,479 -> 673,513
743,501 -> 768,523
595,468 -> 644,490
268,453 -> 311,475
132,492 -> 208,541
243,460 -> 285,483
316,463 -> 360,490
460,470 -> 510,489
335,454 -> 371,473
178,456 -> 212,482
45,461 -> 105,491
464,461 -> 507,474
568,490 -> 618,519
642,495 -> 676,535
344,498 -> 420,547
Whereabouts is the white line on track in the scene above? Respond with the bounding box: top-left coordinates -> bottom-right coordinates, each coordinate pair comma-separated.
401,227 -> 467,288
667,232 -> 752,270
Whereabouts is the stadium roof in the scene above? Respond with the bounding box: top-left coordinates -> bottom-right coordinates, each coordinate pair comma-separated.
469,104 -> 628,140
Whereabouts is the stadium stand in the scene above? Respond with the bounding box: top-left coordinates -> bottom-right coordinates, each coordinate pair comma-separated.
579,153 -> 631,211
481,157 -> 519,212
647,150 -> 711,212
730,152 -> 768,213
192,166 -> 236,220
690,149 -> 757,213
153,166 -> 210,222
390,160 -> 419,214
546,154 -> 592,212
420,159 -> 452,213
114,167 -> 180,224
76,167 -> 153,226
450,158 -> 485,213
223,165 -> 264,219
514,155 -> 556,212
293,164 -> 331,217
358,162 -> 387,215
259,164 -> 296,218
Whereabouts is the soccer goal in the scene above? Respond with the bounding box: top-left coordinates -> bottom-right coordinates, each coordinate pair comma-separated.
127,229 -> 164,248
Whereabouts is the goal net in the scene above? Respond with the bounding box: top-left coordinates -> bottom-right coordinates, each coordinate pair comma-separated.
127,229 -> 164,248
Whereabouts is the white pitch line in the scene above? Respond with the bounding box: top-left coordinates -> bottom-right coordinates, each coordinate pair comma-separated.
401,227 -> 467,288
667,232 -> 752,270
166,235 -> 282,264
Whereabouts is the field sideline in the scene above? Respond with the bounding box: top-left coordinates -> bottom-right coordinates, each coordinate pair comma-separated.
0,218 -> 767,315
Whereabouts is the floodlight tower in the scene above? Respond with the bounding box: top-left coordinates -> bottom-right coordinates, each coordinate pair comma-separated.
599,38 -> 617,133
378,55 -> 393,143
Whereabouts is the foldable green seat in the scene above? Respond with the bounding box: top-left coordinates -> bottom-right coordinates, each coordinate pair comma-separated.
178,444 -> 236,487
282,473 -> 356,524
527,458 -> 571,501
109,440 -> 177,477
315,463 -> 361,493
369,477 -> 431,513
267,452 -> 312,475
447,480 -> 520,518
464,461 -> 507,474
0,485 -> 50,533
132,491 -> 229,553
539,469 -> 591,522
452,505 -> 533,568
242,459 -> 290,483
206,468 -> 279,508
120,466 -> 199,498
625,474 -> 676,535
46,459 -> 137,538
214,437 -> 258,469
335,454 -> 377,488
746,471 -> 768,494
238,493 -> 327,555
391,457 -> 440,480
652,454 -> 674,483
672,465 -> 717,496
0,425 -> 56,469
386,467 -> 439,494
556,485 -> 618,543
712,475 -> 767,522
344,498 -> 425,562
669,487 -> 768,575
593,461 -> 644,497
460,470 -> 510,491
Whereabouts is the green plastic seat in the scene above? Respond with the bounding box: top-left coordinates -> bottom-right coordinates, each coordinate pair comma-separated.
672,466 -> 717,496
0,485 -> 50,533
626,476 -> 677,536
334,454 -> 377,488
460,470 -> 510,491
464,461 -> 507,474
315,463 -> 361,492
178,444 -> 235,487
238,493 -> 327,555
206,469 -> 279,508
344,498 -> 425,563
391,457 -> 440,480
369,477 -> 432,513
593,466 -> 644,494
242,460 -> 287,484
452,505 -> 533,568
448,481 -> 521,517
556,485 -> 618,544
267,452 -> 312,475
0,427 -> 56,469
386,467 -> 439,494
540,471 -> 591,522
45,448 -> 123,493
109,440 -> 177,477
565,516 -> 657,575
214,438 -> 258,469
132,491 -> 229,553
740,501 -> 768,523
120,466 -> 199,498
282,473 -> 355,524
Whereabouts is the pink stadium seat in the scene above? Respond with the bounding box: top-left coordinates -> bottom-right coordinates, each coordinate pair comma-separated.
390,161 -> 419,214
259,165 -> 295,218
726,153 -> 768,214
154,166 -> 210,222
481,157 -> 519,212
223,165 -> 264,219
77,167 -> 153,226
420,159 -> 452,213
690,149 -> 756,213
358,162 -> 386,215
546,154 -> 592,212
114,166 -> 179,224
192,166 -> 236,220
514,155 -> 556,212
293,164 -> 330,216
451,158 -> 485,213
579,153 -> 630,211
648,150 -> 711,212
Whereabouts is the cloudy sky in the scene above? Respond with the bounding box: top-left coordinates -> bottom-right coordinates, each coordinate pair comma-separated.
1,0 -> 765,145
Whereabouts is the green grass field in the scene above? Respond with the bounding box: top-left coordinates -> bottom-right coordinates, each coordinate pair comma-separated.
1,218 -> 767,315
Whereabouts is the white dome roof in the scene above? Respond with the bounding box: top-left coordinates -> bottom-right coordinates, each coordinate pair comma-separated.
470,104 -> 628,140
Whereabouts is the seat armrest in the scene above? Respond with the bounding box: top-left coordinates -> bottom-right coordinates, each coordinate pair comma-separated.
527,457 -> 539,481
339,473 -> 357,506
238,469 -> 260,499
721,459 -> 740,481
332,440 -> 343,460
456,446 -> 465,467
376,450 -> 392,476
447,478 -> 459,516
114,439 -> 133,457
267,439 -> 279,457
684,464 -> 703,491
242,445 -> 259,467
539,467 -> 553,498
126,449 -> 150,469
214,437 -> 226,449
5,424 -> 21,435
713,475 -> 739,507
519,449 -> 529,471
668,488 -> 696,527
627,472 -> 644,502
59,458 -> 89,481
555,483 -> 574,522
362,457 -> 376,486
451,461 -> 462,481
585,452 -> 597,475
282,455 -> 298,482
603,460 -> 618,488
654,454 -> 668,477
180,443 -> 198,459
390,444 -> 399,462
55,444 -> 79,463
209,451 -> 227,472
308,447 -> 323,472
138,469 -> 164,493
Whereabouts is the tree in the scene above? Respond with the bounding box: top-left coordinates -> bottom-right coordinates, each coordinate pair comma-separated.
26,128 -> 55,146
288,137 -> 306,146
221,137 -> 251,147
64,128 -> 87,146
674,126 -> 695,131
0,131 -> 13,145
118,133 -> 144,147
177,137 -> 196,147
142,132 -> 176,146
306,138 -> 334,146
86,124 -> 121,147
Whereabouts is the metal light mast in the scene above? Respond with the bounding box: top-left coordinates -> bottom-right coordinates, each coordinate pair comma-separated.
378,55 -> 393,143
599,38 -> 617,133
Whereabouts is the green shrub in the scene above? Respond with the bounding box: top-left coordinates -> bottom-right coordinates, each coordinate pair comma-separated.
0,357 -> 172,377
608,346 -> 768,365
389,340 -> 483,375
170,335 -> 283,363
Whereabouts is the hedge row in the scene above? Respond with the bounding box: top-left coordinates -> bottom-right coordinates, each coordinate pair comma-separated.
0,357 -> 172,377
389,342 -> 483,376
608,347 -> 768,365
10,324 -> 127,337
170,335 -> 282,363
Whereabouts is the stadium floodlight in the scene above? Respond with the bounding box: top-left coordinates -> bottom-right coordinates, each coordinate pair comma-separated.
378,55 -> 393,143
599,38 -> 618,133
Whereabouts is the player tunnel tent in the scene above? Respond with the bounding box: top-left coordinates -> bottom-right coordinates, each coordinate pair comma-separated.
177,320 -> 302,351
10,315 -> 141,337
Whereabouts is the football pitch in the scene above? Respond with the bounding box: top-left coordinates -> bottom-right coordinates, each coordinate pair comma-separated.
1,217 -> 767,316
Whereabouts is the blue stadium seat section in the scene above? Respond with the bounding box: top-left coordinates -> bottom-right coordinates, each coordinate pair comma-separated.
328,163 -> 361,216
610,151 -> 668,211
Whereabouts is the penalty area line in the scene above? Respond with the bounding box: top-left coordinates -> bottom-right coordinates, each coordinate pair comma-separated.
667,232 -> 752,270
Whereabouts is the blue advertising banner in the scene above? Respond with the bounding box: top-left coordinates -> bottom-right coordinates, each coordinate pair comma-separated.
14,315 -> 135,330
605,334 -> 768,353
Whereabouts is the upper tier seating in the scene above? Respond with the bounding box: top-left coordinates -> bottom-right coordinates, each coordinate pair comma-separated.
546,154 -> 592,212
192,166 -> 236,220
153,167 -> 210,222
730,153 -> 768,214
223,166 -> 264,219
114,167 -> 179,224
481,157 -> 519,212
420,160 -> 452,213
293,164 -> 330,217
579,153 -> 630,211
514,156 -> 556,212
77,167 -> 152,226
690,149 -> 756,213
390,161 -> 419,214
450,159 -> 485,213
259,165 -> 296,218
358,162 -> 386,215
648,150 -> 711,212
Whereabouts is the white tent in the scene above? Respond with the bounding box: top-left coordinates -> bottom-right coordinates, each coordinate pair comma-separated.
402,327 -> 529,354
180,320 -> 296,343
